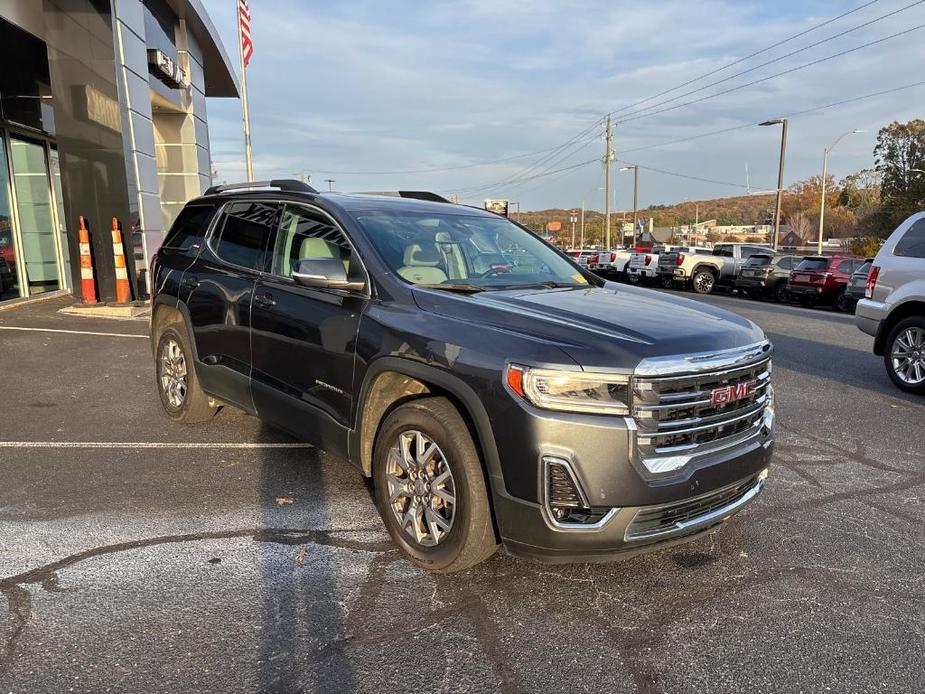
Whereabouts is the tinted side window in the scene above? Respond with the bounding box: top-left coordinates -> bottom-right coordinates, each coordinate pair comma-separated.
161,204 -> 217,250
895,219 -> 925,258
213,201 -> 279,271
836,260 -> 853,274
776,256 -> 794,270
745,245 -> 770,257
271,205 -> 360,280
713,245 -> 733,258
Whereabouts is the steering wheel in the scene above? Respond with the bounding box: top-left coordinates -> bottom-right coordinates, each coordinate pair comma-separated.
479,264 -> 512,278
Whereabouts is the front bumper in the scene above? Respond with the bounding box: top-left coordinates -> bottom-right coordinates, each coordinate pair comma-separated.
490,342 -> 775,561
498,466 -> 770,563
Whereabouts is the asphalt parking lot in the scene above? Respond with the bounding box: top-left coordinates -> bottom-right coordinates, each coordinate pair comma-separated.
2,292 -> 924,694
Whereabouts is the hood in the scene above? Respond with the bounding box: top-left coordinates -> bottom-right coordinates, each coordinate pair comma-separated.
411,283 -> 766,370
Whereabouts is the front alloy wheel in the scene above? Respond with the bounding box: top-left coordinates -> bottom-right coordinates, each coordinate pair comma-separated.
385,430 -> 456,546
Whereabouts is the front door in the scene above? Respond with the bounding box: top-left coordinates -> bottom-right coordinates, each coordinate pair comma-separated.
250,203 -> 367,458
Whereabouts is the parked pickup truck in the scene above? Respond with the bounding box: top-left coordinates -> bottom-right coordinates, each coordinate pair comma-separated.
657,246 -> 712,288
591,248 -> 633,278
151,181 -> 774,571
662,243 -> 772,294
627,245 -> 679,284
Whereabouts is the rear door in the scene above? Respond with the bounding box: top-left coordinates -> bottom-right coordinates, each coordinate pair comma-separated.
183,200 -> 280,411
249,203 -> 368,458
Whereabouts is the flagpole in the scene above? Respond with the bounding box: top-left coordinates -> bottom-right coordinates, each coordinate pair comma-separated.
236,0 -> 254,182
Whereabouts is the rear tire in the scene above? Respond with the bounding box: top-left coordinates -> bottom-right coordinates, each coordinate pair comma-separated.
373,397 -> 498,573
884,317 -> 925,394
835,290 -> 853,313
773,283 -> 789,303
154,320 -> 218,423
659,275 -> 674,289
691,269 -> 716,294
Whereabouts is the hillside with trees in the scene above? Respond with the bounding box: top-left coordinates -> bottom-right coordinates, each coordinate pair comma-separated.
516,119 -> 925,253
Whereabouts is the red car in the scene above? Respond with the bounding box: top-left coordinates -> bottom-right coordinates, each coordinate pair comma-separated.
787,255 -> 866,311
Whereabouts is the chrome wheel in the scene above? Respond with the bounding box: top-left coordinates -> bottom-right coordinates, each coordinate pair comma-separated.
891,327 -> 925,385
159,338 -> 188,408
385,430 -> 456,547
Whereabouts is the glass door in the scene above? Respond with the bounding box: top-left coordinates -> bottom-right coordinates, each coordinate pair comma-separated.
49,148 -> 71,292
9,135 -> 60,295
0,131 -> 20,300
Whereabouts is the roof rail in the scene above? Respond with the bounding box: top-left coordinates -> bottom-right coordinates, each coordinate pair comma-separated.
203,179 -> 318,196
358,191 -> 452,204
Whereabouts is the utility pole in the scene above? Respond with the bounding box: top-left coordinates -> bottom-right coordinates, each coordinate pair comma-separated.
760,119 -> 789,251
603,115 -> 614,250
580,201 -> 585,248
569,212 -> 577,249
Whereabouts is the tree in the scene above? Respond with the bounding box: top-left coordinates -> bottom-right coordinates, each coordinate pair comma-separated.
850,236 -> 884,257
874,119 -> 925,228
788,211 -> 813,239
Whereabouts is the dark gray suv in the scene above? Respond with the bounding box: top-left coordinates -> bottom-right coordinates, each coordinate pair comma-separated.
150,180 -> 774,572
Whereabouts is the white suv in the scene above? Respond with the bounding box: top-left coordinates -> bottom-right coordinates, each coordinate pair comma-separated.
856,212 -> 925,393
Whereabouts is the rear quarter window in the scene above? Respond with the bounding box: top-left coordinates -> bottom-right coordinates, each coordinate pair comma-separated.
795,258 -> 829,271
161,204 -> 217,250
895,219 -> 925,258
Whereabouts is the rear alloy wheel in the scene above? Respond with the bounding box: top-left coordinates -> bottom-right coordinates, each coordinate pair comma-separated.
885,317 -> 925,394
155,322 -> 218,423
373,397 -> 498,572
691,269 -> 716,294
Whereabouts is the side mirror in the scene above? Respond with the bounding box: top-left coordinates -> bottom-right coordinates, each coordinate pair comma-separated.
292,257 -> 365,292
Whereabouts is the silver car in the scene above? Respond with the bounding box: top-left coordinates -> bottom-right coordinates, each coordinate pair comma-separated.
856,212 -> 925,393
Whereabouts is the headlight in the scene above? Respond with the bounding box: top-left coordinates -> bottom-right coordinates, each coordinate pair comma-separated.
506,365 -> 630,415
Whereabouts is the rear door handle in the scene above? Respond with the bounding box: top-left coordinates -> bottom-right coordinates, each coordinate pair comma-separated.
254,292 -> 276,308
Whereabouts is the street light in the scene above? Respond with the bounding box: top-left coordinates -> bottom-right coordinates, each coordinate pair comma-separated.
759,119 -> 789,251
569,211 -> 578,250
619,165 -> 639,247
818,129 -> 864,254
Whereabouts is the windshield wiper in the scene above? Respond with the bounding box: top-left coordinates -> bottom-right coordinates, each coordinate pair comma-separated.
414,283 -> 488,293
498,280 -> 585,290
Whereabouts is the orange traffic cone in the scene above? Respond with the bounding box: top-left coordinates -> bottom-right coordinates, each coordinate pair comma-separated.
111,217 -> 131,303
78,216 -> 97,304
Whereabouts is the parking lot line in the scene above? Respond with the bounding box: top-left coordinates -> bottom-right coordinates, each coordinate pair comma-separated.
0,441 -> 314,449
0,326 -> 148,339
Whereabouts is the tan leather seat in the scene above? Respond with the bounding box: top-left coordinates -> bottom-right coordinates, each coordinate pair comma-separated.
397,243 -> 448,284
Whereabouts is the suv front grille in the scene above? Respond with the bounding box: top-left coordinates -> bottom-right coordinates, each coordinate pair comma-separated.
632,349 -> 772,474
625,472 -> 765,541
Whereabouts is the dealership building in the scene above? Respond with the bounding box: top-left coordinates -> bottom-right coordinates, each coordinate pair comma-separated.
0,0 -> 239,304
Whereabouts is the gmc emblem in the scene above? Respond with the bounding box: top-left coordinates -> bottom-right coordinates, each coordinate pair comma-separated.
711,380 -> 757,406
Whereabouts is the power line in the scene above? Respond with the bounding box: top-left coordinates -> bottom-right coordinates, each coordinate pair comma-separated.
619,79 -> 925,155
608,0 -> 885,118
616,159 -> 754,189
444,158 -> 600,197
612,0 -> 924,123
615,23 -> 925,126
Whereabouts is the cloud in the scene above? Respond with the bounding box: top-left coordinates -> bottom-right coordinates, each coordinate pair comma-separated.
201,0 -> 925,210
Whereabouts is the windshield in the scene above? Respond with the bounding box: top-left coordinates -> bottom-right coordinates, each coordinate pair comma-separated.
352,210 -> 589,290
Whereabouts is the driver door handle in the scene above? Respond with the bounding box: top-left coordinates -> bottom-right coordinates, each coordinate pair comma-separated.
254,292 -> 276,308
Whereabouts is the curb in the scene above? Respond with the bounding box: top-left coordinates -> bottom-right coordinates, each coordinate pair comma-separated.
59,302 -> 151,319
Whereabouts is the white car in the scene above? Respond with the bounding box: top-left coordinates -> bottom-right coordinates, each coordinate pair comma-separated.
626,247 -> 665,283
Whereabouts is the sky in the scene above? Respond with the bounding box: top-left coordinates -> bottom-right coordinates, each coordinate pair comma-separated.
201,0 -> 925,212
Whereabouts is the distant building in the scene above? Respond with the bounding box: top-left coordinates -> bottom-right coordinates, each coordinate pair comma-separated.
779,230 -> 808,248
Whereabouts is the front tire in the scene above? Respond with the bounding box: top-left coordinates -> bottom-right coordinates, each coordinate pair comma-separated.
773,282 -> 789,303
691,269 -> 716,294
155,321 -> 218,423
373,397 -> 498,573
884,317 -> 925,394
